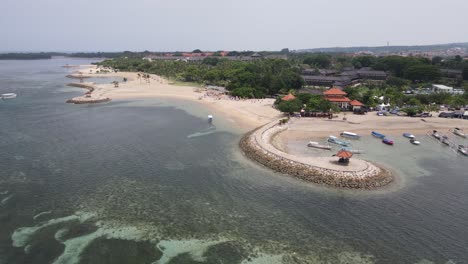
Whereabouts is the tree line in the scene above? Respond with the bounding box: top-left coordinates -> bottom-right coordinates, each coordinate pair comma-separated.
97,58 -> 304,98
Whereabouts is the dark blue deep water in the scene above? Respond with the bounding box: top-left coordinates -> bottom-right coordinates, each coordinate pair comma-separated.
0,58 -> 467,264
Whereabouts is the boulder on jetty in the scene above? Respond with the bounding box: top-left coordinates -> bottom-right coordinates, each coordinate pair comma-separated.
239,121 -> 393,190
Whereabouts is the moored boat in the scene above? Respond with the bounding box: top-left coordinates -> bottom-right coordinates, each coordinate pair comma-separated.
371,131 -> 386,139
340,131 -> 361,139
307,141 -> 332,150
410,139 -> 420,145
382,138 -> 394,145
453,128 -> 466,138
327,136 -> 349,147
441,136 -> 450,146
403,133 -> 415,139
432,130 -> 441,140
1,93 -> 17,99
458,145 -> 467,156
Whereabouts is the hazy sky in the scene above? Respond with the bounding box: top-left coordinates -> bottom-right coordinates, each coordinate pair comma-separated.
1,0 -> 467,52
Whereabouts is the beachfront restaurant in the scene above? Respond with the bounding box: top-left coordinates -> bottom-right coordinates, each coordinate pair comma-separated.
323,88 -> 351,110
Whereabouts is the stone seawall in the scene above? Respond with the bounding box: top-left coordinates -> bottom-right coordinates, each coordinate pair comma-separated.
66,82 -> 111,104
239,121 -> 394,189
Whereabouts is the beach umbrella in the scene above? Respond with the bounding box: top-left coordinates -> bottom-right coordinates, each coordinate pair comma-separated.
336,150 -> 353,159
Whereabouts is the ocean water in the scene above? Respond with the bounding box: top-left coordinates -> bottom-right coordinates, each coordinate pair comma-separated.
1,58 -> 468,264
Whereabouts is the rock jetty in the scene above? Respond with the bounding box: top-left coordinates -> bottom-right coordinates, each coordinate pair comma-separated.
240,121 -> 393,189
66,82 -> 111,104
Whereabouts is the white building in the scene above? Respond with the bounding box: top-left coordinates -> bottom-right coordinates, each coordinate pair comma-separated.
432,84 -> 453,93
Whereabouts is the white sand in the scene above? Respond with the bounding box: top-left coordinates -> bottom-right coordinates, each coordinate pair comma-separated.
73,65 -> 467,139
74,65 -> 281,131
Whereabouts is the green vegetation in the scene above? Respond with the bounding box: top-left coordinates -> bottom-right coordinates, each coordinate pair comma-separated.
88,50 -> 468,112
98,58 -> 304,98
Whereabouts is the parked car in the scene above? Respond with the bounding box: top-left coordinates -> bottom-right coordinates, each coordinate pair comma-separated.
421,112 -> 432,117
438,112 -> 454,118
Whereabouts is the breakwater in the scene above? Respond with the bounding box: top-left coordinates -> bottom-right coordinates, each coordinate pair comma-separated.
65,82 -> 111,104
239,121 -> 394,189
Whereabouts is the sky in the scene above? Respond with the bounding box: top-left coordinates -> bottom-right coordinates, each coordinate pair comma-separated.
1,0 -> 467,52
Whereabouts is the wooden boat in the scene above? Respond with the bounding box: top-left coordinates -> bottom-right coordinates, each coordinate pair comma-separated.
458,145 -> 467,156
453,128 -> 466,138
1,93 -> 17,99
403,133 -> 415,139
340,131 -> 361,139
382,138 -> 394,145
307,141 -> 332,150
410,139 -> 420,145
327,136 -> 349,147
432,130 -> 441,140
371,131 -> 386,139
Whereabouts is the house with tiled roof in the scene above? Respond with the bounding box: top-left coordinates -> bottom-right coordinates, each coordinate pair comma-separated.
323,88 -> 363,110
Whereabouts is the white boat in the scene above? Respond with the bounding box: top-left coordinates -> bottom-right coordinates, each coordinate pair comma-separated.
432,130 -> 441,140
1,93 -> 17,99
208,115 -> 213,123
307,141 -> 332,150
453,128 -> 466,138
410,139 -> 420,145
458,145 -> 467,156
340,131 -> 361,139
403,133 -> 415,139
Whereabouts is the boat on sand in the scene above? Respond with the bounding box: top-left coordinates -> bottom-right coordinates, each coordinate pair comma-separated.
307,141 -> 332,150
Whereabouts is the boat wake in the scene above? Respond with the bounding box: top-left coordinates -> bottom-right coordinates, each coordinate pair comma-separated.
187,125 -> 217,138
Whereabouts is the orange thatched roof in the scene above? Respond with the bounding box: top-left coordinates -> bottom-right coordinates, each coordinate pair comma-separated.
336,150 -> 353,159
350,100 -> 363,106
323,88 -> 347,96
281,94 -> 296,101
326,97 -> 351,102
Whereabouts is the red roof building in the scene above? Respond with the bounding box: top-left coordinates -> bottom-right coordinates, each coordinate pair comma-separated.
323,88 -> 351,108
281,94 -> 296,101
350,100 -> 363,106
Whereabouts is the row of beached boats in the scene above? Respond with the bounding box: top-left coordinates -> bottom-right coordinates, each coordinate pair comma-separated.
308,128 -> 466,155
431,129 -> 468,156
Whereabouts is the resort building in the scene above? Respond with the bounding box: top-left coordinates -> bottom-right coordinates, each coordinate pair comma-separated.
323,88 -> 352,109
432,84 -> 453,93
350,100 -> 364,111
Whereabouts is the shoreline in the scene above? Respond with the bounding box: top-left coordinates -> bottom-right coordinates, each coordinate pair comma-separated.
64,64 -> 467,190
66,65 -> 281,131
240,120 -> 394,189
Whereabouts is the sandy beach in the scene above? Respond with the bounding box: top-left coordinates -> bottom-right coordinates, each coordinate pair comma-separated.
273,113 -> 468,146
70,65 -> 281,131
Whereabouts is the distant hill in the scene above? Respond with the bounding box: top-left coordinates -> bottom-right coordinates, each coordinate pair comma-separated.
296,42 -> 468,54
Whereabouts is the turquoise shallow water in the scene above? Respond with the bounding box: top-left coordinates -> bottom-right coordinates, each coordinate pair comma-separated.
1,58 -> 468,264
